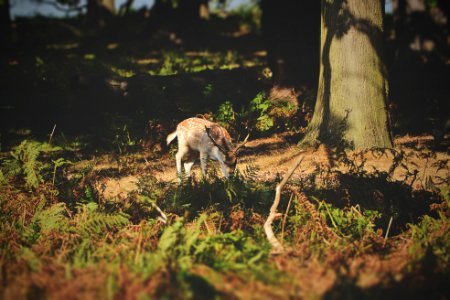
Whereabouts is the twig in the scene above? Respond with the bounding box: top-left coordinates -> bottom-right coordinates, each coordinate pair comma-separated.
48,124 -> 56,144
264,151 -> 305,253
151,202 -> 168,224
383,216 -> 393,247
281,193 -> 294,245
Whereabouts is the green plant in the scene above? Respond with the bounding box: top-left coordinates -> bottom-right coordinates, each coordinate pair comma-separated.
0,169 -> 7,186
159,54 -> 176,75
151,214 -> 272,285
203,83 -> 213,97
247,91 -> 274,132
72,202 -> 130,238
195,228 -> 270,274
168,167 -> 272,214
114,124 -> 137,154
214,100 -> 235,129
314,198 -> 381,239
51,157 -> 72,186
22,201 -> 69,244
1,140 -> 62,189
408,198 -> 450,268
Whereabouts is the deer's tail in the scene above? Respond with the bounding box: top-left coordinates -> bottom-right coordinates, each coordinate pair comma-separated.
166,131 -> 178,145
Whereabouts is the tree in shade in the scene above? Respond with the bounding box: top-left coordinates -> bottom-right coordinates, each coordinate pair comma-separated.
301,0 -> 392,149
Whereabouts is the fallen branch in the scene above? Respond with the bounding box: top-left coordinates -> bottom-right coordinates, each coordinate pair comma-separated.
150,201 -> 168,224
264,151 -> 305,253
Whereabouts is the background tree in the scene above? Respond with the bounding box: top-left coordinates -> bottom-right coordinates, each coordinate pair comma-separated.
391,0 -> 448,63
150,0 -> 209,41
386,0 -> 449,136
0,0 -> 11,51
260,0 -> 320,88
301,0 -> 393,149
87,0 -> 115,27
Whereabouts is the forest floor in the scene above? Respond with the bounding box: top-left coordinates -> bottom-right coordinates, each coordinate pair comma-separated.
73,134 -> 449,200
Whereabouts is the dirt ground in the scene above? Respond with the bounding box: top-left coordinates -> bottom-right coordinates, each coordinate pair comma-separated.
72,135 -> 449,200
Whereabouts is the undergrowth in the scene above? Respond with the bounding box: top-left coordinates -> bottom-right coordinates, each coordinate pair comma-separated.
1,140 -> 449,299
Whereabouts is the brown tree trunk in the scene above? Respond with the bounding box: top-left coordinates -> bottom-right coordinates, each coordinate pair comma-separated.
301,0 -> 392,149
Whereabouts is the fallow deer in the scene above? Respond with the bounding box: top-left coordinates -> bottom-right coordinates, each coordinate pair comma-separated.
166,117 -> 248,179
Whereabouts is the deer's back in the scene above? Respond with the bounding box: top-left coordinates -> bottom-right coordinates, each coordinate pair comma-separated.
177,118 -> 232,152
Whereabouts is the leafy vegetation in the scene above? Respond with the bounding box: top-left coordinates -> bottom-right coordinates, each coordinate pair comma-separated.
1,137 -> 448,298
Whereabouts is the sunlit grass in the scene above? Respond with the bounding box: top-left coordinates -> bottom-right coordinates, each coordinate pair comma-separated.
135,58 -> 160,65
84,53 -> 96,60
110,66 -> 136,78
139,50 -> 265,75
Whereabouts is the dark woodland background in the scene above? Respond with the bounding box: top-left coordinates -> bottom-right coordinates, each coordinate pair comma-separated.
1,0 -> 449,149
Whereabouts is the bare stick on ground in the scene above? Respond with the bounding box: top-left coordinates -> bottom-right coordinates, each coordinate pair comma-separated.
264,150 -> 305,254
383,216 -> 394,247
48,124 -> 56,144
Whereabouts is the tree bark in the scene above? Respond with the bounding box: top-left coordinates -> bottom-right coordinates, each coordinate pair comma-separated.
301,0 -> 392,149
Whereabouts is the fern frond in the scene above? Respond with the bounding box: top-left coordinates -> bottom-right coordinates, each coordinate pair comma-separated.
158,218 -> 184,253
36,202 -> 69,234
73,203 -> 130,237
2,140 -> 63,189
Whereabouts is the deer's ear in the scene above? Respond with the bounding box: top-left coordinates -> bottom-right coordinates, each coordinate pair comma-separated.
206,125 -> 227,154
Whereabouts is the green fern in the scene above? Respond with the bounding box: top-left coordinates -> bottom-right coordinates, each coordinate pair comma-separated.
73,203 -> 130,237
0,169 -> 7,186
19,199 -> 69,244
154,215 -> 206,272
2,140 -> 62,189
35,202 -> 69,234
158,218 -> 185,253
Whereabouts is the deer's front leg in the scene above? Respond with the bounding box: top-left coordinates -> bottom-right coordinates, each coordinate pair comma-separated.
199,151 -> 208,177
219,160 -> 229,178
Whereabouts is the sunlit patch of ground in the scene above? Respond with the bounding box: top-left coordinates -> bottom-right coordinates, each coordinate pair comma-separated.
79,135 -> 449,200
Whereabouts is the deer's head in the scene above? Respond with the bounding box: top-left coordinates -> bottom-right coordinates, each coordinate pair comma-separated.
205,126 -> 249,173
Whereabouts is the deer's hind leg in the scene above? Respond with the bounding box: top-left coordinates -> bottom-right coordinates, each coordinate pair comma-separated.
176,146 -> 189,180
